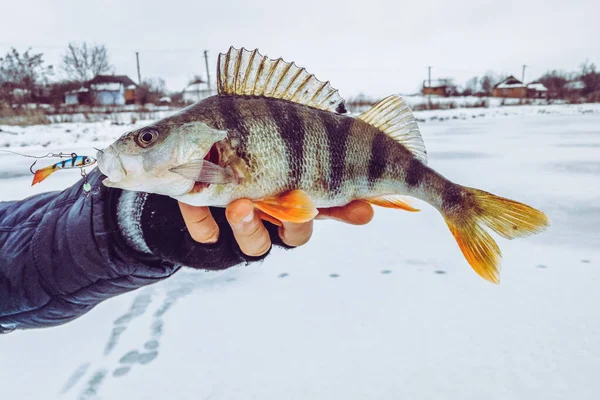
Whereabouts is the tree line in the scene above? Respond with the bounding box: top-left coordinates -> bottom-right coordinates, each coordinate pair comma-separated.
0,43 -> 172,107
447,62 -> 600,102
2,43 -> 599,106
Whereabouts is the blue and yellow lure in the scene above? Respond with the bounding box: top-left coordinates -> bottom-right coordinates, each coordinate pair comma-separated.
31,154 -> 96,186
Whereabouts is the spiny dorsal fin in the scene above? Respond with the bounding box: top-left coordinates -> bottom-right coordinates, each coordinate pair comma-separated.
217,47 -> 347,114
359,95 -> 427,164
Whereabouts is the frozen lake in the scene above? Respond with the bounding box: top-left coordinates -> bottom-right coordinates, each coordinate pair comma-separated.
1,109 -> 599,399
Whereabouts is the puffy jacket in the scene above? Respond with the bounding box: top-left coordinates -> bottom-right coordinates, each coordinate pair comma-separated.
0,170 -> 282,333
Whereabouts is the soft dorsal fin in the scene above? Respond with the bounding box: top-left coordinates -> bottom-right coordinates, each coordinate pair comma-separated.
217,47 -> 347,114
359,95 -> 427,164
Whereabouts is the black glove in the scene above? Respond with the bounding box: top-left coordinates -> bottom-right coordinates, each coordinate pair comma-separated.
110,189 -> 291,271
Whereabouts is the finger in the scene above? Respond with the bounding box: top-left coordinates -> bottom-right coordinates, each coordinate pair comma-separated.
278,220 -> 314,247
178,202 -> 219,244
316,200 -> 374,225
226,199 -> 271,257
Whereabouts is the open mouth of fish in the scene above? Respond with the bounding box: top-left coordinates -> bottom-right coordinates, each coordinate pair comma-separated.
191,144 -> 221,192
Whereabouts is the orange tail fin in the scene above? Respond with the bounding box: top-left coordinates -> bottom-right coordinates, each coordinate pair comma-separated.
444,187 -> 549,284
31,166 -> 55,186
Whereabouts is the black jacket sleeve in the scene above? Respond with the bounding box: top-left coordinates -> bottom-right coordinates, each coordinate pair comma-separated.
0,169 -> 286,333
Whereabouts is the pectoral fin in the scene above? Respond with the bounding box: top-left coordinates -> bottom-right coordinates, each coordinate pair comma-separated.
253,190 -> 318,224
170,159 -> 237,184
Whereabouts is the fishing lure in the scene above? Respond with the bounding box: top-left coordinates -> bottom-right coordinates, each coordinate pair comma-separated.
31,154 -> 96,186
0,149 -> 97,194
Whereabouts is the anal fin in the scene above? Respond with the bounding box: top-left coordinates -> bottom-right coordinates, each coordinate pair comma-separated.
365,195 -> 420,212
253,190 -> 318,224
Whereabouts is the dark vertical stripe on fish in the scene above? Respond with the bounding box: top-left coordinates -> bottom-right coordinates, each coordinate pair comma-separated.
405,158 -> 425,188
442,181 -> 464,212
216,96 -> 250,159
60,160 -> 68,169
320,112 -> 350,194
71,157 -> 76,167
367,133 -> 389,188
266,100 -> 304,187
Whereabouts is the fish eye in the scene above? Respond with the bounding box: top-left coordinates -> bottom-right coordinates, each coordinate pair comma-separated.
84,157 -> 90,164
136,128 -> 159,148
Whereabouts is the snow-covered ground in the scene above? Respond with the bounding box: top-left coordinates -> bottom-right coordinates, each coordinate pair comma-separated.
1,105 -> 599,399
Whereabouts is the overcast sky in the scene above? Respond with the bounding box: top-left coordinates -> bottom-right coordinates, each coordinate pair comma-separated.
1,0 -> 597,97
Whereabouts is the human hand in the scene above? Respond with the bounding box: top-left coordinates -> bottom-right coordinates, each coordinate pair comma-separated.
178,199 -> 374,257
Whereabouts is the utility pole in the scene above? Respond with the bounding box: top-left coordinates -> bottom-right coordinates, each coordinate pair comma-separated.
521,64 -> 527,84
428,66 -> 432,88
136,52 -> 142,85
204,50 -> 211,91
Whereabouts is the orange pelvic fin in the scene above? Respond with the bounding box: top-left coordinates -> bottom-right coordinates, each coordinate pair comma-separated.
31,166 -> 55,186
256,210 -> 283,226
253,190 -> 318,224
365,195 -> 420,212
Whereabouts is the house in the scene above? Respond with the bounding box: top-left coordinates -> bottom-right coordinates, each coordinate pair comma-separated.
88,75 -> 137,105
492,76 -> 527,98
65,87 -> 90,105
64,74 -> 138,105
527,82 -> 548,99
493,76 -> 549,99
565,80 -> 585,94
182,79 -> 213,104
422,80 -> 454,97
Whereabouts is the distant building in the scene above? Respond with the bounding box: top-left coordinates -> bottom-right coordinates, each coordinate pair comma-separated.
527,82 -> 548,99
64,74 -> 138,105
565,80 -> 585,94
422,80 -> 454,97
493,76 -> 548,99
182,79 -> 213,104
65,87 -> 89,105
492,76 -> 527,98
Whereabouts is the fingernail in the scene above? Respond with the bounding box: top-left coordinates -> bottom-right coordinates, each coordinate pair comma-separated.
241,209 -> 254,223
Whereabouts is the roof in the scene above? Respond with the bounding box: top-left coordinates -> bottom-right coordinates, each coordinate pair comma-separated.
527,82 -> 548,91
495,76 -> 524,89
183,82 -> 210,92
423,79 -> 453,89
88,75 -> 137,87
565,80 -> 585,90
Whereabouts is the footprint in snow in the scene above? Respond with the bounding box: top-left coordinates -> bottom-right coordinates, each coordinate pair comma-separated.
112,367 -> 131,378
380,270 -> 392,274
434,270 -> 446,275
278,273 -> 289,278
329,273 -> 340,278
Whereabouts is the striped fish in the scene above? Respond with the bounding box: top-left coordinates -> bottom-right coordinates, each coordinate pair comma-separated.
32,155 -> 96,186
98,47 -> 549,283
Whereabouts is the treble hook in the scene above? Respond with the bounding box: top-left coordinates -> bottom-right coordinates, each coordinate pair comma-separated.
30,160 -> 38,174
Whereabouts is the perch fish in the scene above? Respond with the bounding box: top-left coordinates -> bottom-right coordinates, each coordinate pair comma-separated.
97,47 -> 549,283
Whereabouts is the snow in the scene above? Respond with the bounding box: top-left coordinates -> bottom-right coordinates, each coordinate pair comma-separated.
1,106 -> 600,399
527,83 -> 548,92
496,82 -> 525,89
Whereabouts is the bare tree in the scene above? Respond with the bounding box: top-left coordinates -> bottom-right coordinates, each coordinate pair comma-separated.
138,77 -> 167,104
580,60 -> 600,97
61,42 -> 113,83
537,70 -> 570,99
463,76 -> 479,96
480,72 -> 500,96
0,48 -> 53,104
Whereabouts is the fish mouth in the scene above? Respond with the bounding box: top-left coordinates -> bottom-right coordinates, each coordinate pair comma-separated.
97,146 -> 127,182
